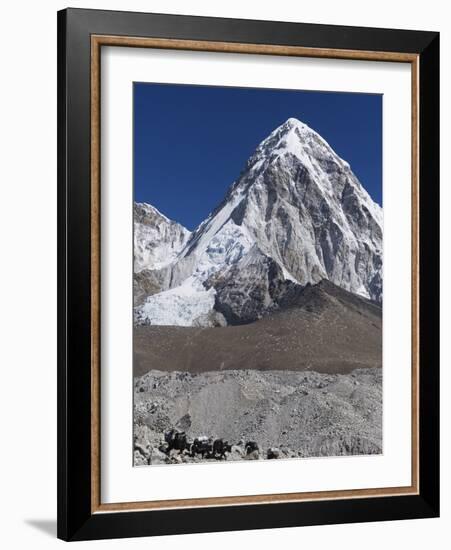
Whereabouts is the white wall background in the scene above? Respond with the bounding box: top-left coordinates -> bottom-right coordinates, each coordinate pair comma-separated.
0,0 -> 448,547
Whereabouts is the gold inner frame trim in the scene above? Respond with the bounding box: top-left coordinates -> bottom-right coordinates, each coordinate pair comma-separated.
90,35 -> 420,514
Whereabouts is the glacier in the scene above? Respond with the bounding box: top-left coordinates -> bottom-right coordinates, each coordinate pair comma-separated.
134,276 -> 217,327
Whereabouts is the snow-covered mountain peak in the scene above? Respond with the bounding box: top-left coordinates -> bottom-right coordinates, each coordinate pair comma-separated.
285,116 -> 305,127
247,117 -> 348,176
134,202 -> 191,273
275,116 -> 311,137
134,117 -> 383,327
134,202 -> 170,224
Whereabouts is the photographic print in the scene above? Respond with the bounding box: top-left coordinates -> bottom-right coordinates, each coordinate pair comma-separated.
133,83 -> 383,466
58,11 -> 439,539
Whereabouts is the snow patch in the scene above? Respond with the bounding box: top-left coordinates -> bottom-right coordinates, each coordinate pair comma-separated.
280,264 -> 299,284
181,190 -> 246,259
193,220 -> 253,280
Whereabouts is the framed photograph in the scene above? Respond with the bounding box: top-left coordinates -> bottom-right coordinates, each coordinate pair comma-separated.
57,8 -> 439,541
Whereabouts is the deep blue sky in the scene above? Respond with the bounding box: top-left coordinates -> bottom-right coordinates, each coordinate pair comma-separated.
134,83 -> 382,230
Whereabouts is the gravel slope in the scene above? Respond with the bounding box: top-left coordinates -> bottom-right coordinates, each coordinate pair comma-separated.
134,367 -> 382,466
134,281 -> 382,377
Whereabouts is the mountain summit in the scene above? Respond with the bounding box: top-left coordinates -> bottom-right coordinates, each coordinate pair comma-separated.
134,118 -> 382,326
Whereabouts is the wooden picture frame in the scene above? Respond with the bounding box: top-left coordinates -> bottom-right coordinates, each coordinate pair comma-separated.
57,7 -> 439,541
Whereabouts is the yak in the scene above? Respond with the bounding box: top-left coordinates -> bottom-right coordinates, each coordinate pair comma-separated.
190,436 -> 213,458
212,438 -> 232,459
164,429 -> 188,453
245,441 -> 259,455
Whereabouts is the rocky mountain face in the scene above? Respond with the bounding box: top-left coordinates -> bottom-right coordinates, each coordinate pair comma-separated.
134,117 -> 383,325
133,202 -> 191,306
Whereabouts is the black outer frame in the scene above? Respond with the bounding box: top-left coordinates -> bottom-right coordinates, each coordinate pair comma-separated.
57,8 -> 439,542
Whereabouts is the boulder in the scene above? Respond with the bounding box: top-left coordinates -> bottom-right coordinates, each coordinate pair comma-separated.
134,450 -> 148,466
150,448 -> 168,465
